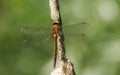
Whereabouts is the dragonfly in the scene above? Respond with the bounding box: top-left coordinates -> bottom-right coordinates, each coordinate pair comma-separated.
21,22 -> 88,68
52,23 -> 60,68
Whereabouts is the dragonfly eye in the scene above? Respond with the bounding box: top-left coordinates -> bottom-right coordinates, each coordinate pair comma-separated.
53,23 -> 59,25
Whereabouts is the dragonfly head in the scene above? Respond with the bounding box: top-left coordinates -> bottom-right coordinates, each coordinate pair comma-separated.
53,23 -> 59,26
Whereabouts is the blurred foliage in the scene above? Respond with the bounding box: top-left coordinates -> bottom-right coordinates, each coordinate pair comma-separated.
0,0 -> 120,75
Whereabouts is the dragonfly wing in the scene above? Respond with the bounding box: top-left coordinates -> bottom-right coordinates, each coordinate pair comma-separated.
21,26 -> 51,35
63,23 -> 89,46
63,22 -> 89,37
21,22 -> 89,46
21,26 -> 52,46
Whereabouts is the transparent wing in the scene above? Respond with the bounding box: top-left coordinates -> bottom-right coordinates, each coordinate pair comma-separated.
21,26 -> 52,46
63,22 -> 88,36
21,22 -> 89,46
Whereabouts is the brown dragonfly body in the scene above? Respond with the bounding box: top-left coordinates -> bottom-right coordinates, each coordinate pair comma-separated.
52,23 -> 59,68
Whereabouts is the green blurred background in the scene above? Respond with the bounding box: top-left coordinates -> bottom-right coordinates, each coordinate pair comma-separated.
0,0 -> 120,75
